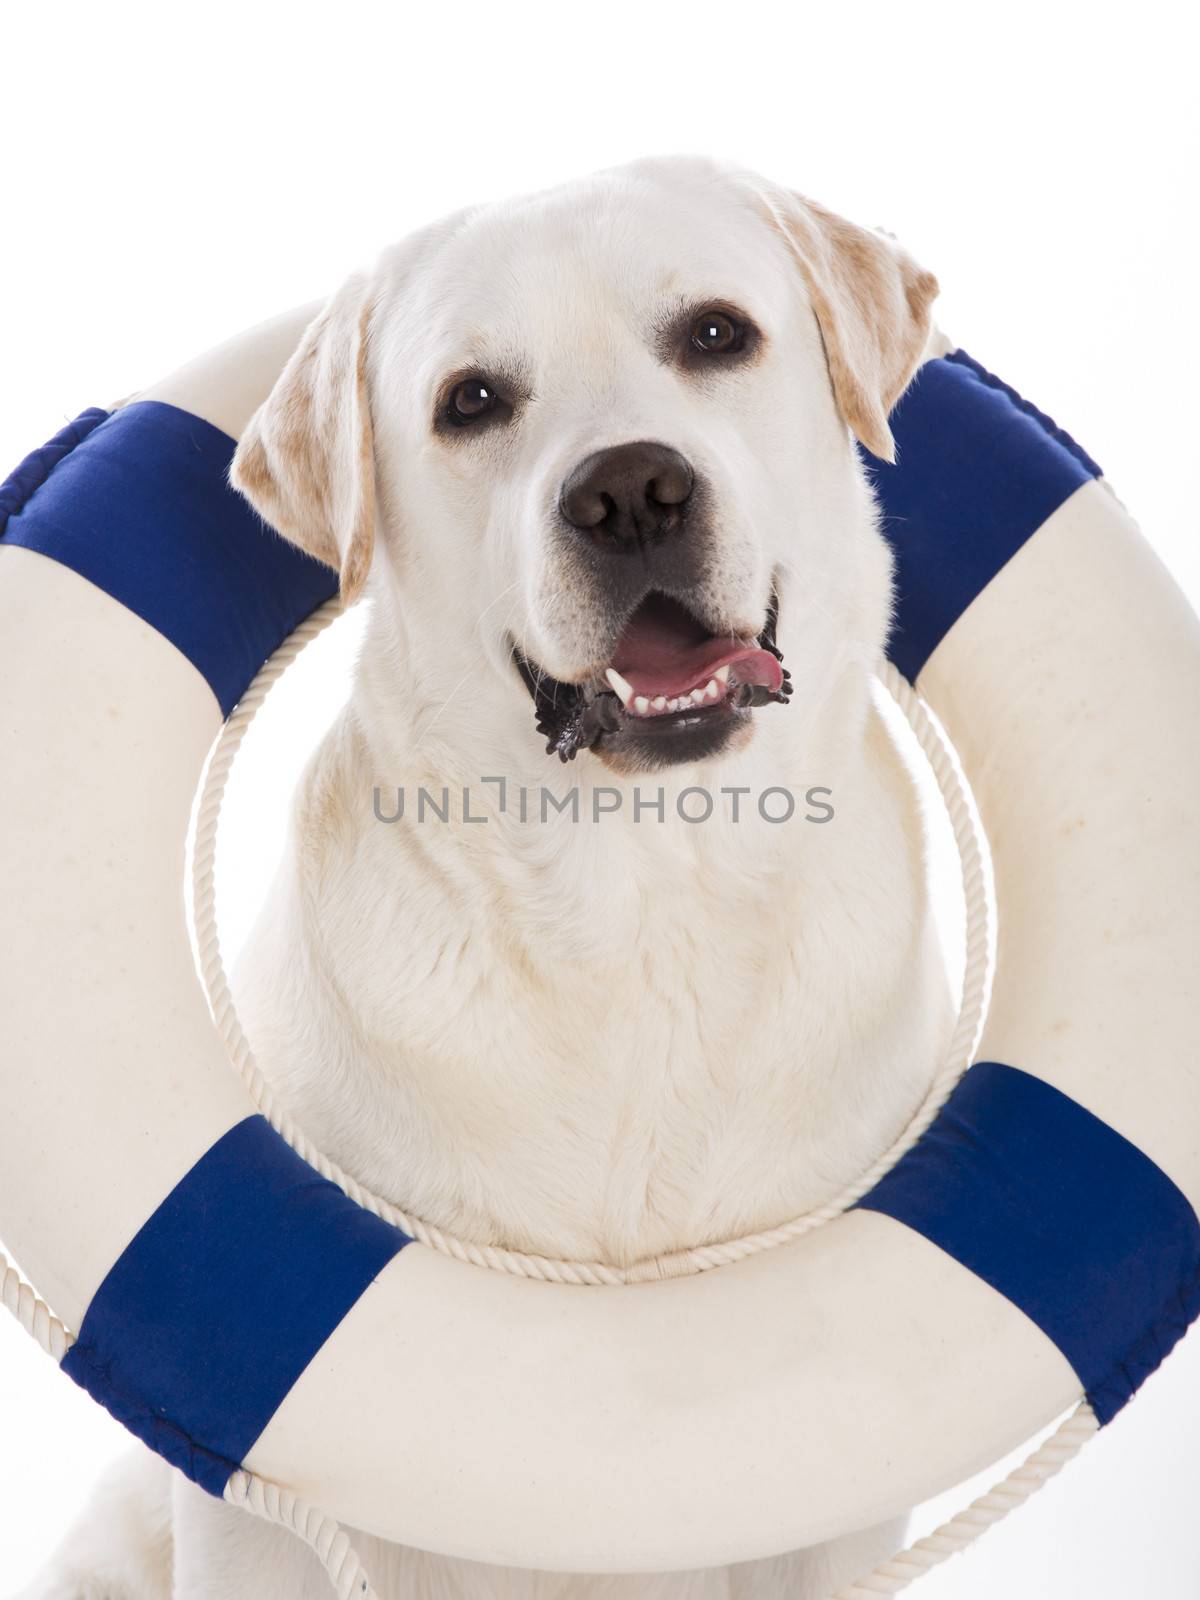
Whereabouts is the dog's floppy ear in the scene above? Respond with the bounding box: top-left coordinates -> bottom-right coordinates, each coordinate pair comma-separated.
231,272 -> 377,603
751,184 -> 938,463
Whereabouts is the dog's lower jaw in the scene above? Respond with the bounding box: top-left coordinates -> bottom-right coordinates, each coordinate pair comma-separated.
530,677 -> 792,768
515,588 -> 793,767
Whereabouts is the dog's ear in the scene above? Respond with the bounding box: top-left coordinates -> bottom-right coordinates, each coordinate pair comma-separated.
231,272 -> 377,603
750,184 -> 939,463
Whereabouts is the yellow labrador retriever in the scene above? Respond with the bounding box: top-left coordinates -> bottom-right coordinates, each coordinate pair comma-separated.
25,154 -> 950,1600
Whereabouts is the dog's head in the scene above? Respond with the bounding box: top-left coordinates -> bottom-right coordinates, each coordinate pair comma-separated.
232,156 -> 937,774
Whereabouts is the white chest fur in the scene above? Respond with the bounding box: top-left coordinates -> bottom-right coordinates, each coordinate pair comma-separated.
233,689 -> 951,1270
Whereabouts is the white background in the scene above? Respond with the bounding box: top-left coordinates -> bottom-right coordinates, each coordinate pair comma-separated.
1,2 -> 1197,1595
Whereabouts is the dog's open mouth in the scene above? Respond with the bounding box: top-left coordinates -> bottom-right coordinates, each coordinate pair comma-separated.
513,590 -> 791,764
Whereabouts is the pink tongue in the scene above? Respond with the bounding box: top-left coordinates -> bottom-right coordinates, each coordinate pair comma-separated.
611,601 -> 783,699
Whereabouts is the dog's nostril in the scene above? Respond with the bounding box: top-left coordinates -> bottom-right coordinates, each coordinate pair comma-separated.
560,441 -> 694,543
647,460 -> 692,509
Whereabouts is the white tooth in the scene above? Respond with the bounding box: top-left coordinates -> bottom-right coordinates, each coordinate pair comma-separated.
715,665 -> 732,685
634,696 -> 650,714
705,677 -> 720,699
652,696 -> 668,711
690,687 -> 706,704
604,667 -> 635,707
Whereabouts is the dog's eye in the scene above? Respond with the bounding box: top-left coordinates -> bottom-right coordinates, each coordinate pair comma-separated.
690,311 -> 743,355
448,377 -> 499,423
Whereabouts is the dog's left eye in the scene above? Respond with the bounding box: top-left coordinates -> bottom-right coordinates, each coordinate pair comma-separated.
690,311 -> 743,355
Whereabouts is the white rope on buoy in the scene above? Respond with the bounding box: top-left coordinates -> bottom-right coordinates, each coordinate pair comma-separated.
830,1403 -> 1100,1598
225,1469 -> 378,1600
1,1248 -> 71,1361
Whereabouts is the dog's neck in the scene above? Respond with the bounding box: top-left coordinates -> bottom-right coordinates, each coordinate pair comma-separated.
236,618 -> 950,1267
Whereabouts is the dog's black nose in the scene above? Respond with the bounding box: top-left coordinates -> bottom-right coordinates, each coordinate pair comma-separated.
559,442 -> 693,548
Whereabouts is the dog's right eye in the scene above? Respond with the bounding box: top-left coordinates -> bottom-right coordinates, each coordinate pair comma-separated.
447,377 -> 500,425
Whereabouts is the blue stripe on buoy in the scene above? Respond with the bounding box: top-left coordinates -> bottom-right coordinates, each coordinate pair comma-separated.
861,350 -> 1101,683
857,1062 -> 1200,1424
0,402 -> 338,717
62,1116 -> 410,1495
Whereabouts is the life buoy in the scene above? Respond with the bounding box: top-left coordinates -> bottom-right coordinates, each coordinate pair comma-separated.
1,308 -> 1197,1587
